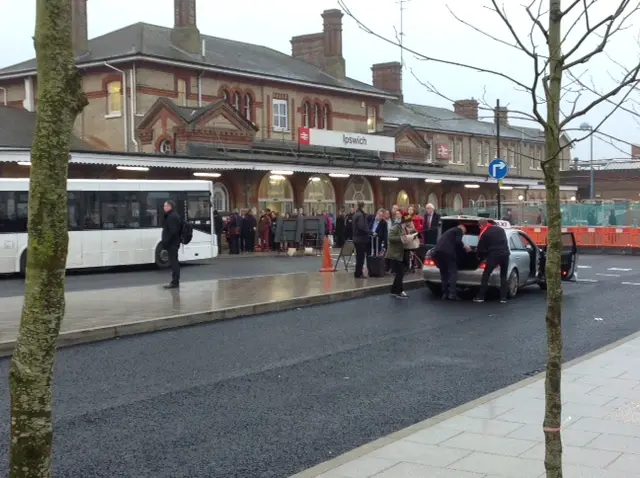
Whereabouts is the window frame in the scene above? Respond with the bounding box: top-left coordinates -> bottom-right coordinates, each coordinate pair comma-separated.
243,93 -> 252,121
272,98 -> 289,132
366,105 -> 377,133
106,81 -> 122,118
476,142 -> 483,166
177,79 -> 187,106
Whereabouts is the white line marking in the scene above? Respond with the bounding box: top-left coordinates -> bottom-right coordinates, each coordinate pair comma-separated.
596,273 -> 621,277
577,265 -> 592,269
622,282 -> 640,286
608,268 -> 632,271
577,278 -> 599,282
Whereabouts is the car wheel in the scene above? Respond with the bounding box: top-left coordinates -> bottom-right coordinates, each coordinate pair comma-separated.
155,243 -> 170,269
425,282 -> 442,297
508,269 -> 519,298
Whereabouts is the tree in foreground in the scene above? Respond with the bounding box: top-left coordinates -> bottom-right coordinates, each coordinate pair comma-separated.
338,0 -> 640,475
8,0 -> 87,476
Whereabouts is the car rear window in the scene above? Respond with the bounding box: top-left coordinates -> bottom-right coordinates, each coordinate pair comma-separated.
463,235 -> 479,247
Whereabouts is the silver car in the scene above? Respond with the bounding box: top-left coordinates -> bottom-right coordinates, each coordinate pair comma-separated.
423,216 -> 578,298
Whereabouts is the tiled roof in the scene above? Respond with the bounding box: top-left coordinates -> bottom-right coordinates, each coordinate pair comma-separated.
383,101 -> 546,142
0,107 -> 95,149
0,23 -> 389,98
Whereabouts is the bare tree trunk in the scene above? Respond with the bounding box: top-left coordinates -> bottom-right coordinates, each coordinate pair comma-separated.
8,0 -> 87,477
543,1 -> 564,476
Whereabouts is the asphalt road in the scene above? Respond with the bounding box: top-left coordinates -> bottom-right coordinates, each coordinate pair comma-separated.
0,255 -> 323,297
0,256 -> 639,477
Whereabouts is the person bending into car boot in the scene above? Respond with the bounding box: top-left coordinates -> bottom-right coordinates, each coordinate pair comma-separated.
432,224 -> 470,300
474,218 -> 510,303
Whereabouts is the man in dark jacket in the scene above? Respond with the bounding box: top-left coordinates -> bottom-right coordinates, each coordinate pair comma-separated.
352,201 -> 371,278
433,224 -> 470,300
423,203 -> 441,246
345,206 -> 355,241
474,218 -> 510,303
162,200 -> 183,289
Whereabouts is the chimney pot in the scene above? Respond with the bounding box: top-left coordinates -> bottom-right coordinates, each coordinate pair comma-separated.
72,0 -> 89,57
371,62 -> 402,101
453,99 -> 479,121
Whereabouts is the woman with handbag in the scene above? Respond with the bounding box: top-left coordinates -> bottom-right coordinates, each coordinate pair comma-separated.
386,211 -> 418,299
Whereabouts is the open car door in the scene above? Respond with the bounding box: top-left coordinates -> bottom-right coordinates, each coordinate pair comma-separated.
561,232 -> 577,280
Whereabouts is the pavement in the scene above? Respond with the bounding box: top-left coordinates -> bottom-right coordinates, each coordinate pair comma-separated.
0,253 -> 324,298
0,255 -> 639,477
292,333 -> 640,478
0,269 -> 425,356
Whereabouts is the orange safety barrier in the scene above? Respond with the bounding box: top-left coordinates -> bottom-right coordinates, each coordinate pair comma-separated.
517,226 -> 640,248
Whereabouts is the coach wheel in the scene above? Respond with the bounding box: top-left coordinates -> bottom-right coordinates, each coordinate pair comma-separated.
155,243 -> 170,269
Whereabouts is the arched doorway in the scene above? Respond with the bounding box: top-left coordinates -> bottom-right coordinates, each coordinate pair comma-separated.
303,175 -> 336,215
427,192 -> 439,210
453,193 -> 463,212
344,176 -> 374,213
476,194 -> 486,209
212,183 -> 229,212
258,173 -> 294,214
397,190 -> 410,208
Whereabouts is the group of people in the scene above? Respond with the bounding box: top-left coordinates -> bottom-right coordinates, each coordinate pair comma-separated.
343,202 -> 441,299
223,209 -> 279,254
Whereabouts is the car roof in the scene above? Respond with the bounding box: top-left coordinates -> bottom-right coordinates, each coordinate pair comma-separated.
440,215 -> 513,229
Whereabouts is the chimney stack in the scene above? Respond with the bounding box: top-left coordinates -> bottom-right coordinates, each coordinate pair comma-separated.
72,0 -> 89,57
291,33 -> 325,69
171,0 -> 201,54
371,62 -> 402,101
453,99 -> 479,121
322,9 -> 345,78
494,106 -> 508,126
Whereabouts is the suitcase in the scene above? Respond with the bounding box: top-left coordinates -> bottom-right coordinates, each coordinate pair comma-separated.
367,236 -> 385,277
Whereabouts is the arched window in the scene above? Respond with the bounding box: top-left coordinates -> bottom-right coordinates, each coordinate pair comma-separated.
232,92 -> 241,112
258,174 -> 294,215
157,138 -> 173,155
302,102 -> 310,127
427,192 -> 438,210
243,93 -> 252,121
313,103 -> 321,128
303,175 -> 336,215
222,89 -> 230,103
106,81 -> 122,116
177,79 -> 187,106
344,176 -> 374,213
322,104 -> 330,130
453,194 -> 463,212
476,194 -> 486,208
212,183 -> 229,212
397,190 -> 410,207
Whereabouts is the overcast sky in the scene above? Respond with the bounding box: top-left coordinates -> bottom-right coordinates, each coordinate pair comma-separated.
2,0 -> 638,165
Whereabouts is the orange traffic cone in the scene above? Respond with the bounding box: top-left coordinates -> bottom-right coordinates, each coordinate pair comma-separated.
319,236 -> 334,272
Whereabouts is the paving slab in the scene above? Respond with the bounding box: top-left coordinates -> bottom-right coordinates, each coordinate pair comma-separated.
291,331 -> 640,478
0,271 -> 423,357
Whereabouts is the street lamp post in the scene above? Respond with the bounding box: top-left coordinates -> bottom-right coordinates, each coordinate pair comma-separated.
580,122 -> 594,199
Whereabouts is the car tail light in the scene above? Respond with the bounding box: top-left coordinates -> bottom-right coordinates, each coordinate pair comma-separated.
424,259 -> 436,266
479,262 -> 499,270
562,270 -> 567,276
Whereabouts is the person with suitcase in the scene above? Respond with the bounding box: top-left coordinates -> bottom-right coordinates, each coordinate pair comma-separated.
386,211 -> 416,299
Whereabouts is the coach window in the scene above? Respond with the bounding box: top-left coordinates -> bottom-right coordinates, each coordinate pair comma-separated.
81,192 -> 101,230
99,192 -> 141,229
141,192 -> 168,227
67,192 -> 82,231
0,192 -> 18,233
187,192 -> 210,221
